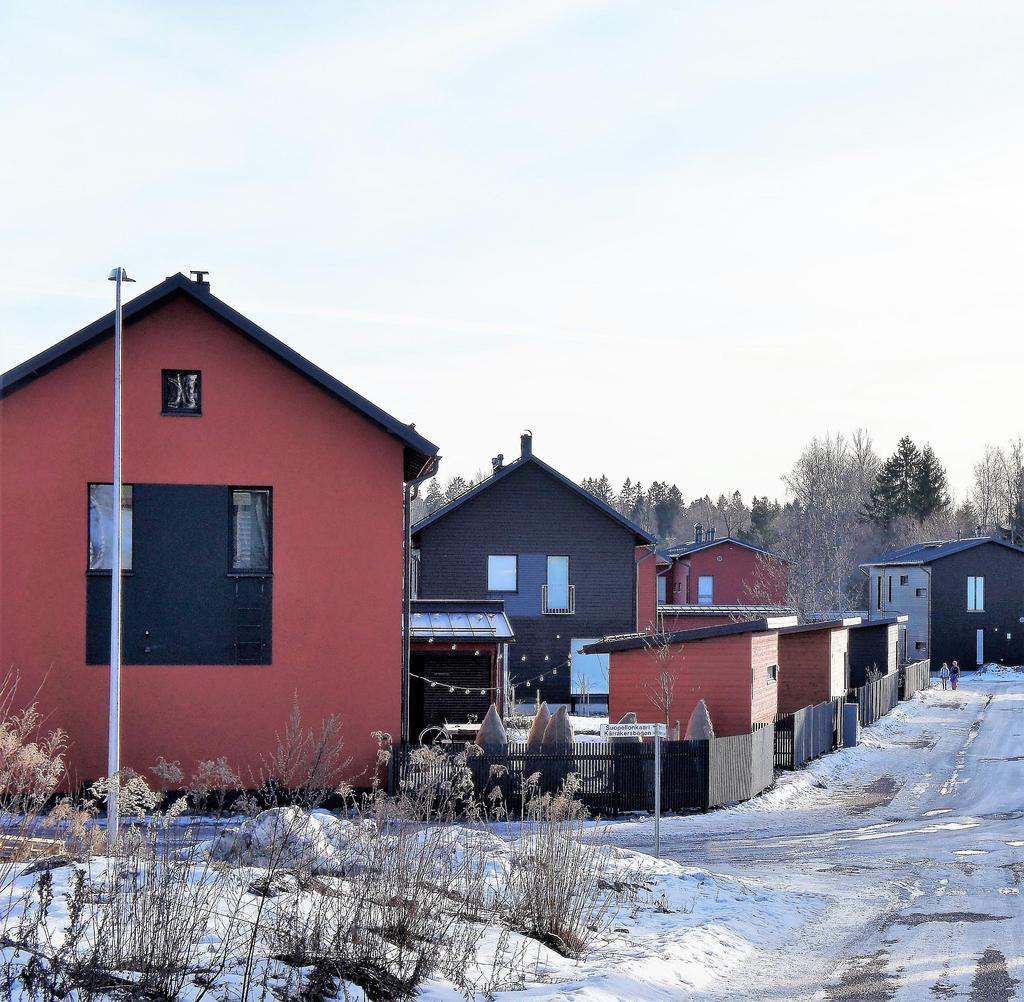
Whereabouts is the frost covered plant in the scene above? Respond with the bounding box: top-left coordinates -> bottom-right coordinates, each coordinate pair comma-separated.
253,694 -> 354,809
502,774 -> 619,958
0,673 -> 67,819
189,756 -> 241,816
88,768 -> 161,820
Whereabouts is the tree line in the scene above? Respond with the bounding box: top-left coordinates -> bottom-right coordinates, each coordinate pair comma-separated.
412,432 -> 1024,616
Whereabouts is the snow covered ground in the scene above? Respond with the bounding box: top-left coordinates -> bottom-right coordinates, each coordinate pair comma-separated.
2,674 -> 1020,1000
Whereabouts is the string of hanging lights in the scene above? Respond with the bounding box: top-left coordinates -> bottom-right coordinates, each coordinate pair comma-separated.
408,655 -> 571,696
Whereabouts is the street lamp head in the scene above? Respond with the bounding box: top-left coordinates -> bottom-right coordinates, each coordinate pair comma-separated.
107,268 -> 136,283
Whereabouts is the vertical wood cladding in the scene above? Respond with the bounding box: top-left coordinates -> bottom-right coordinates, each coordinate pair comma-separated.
608,633 -> 773,738
848,623 -> 898,686
415,462 -> 638,704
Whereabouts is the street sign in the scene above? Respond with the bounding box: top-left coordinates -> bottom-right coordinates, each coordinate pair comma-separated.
600,722 -> 668,738
600,720 -> 667,857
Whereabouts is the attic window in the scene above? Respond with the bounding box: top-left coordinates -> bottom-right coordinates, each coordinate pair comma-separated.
162,370 -> 201,415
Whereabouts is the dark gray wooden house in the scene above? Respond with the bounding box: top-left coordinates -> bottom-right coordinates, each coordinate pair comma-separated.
411,433 -> 656,710
862,537 -> 1024,669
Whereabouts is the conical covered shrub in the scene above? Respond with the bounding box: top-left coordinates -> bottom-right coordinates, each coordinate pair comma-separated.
541,705 -> 575,749
525,702 -> 551,751
684,699 -> 715,740
610,710 -> 642,744
475,703 -> 508,753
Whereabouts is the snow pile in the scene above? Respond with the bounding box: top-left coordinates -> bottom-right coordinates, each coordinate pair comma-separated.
973,663 -> 1024,680
208,806 -> 376,873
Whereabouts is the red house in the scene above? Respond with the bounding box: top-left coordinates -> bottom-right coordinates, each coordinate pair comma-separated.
0,272 -> 438,786
776,618 -> 860,714
585,617 -> 796,737
658,526 -> 793,631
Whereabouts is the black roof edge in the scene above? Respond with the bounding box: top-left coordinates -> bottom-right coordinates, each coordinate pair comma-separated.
0,272 -> 439,480
582,615 -> 798,654
411,452 -> 655,544
411,598 -> 508,611
665,536 -> 790,564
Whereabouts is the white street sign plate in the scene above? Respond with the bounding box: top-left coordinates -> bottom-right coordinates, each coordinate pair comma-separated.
600,722 -> 667,738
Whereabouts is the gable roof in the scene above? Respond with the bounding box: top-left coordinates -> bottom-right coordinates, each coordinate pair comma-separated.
860,537 -> 1024,568
581,615 -> 799,654
0,272 -> 438,480
664,536 -> 788,563
411,452 -> 655,544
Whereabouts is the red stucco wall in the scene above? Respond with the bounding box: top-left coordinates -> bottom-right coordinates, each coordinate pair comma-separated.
608,632 -> 778,737
635,546 -> 659,632
0,292 -> 406,787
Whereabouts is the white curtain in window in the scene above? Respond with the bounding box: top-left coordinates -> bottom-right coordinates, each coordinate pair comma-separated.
88,484 -> 133,570
233,490 -> 270,570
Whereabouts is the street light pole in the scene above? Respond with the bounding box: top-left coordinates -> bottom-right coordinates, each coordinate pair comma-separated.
106,267 -> 134,845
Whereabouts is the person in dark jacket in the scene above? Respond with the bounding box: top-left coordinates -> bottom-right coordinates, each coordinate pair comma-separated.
950,661 -> 961,690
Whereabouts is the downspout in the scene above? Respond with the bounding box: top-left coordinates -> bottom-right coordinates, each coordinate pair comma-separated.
403,454 -> 441,746
921,564 -> 932,665
635,543 -> 659,631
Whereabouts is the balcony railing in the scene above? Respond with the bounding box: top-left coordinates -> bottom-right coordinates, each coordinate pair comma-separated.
542,583 -> 575,615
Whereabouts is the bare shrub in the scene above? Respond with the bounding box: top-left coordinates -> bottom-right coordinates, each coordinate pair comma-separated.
254,694 -> 354,810
502,774 -> 618,958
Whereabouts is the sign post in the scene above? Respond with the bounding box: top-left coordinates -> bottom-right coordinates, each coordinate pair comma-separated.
601,720 -> 668,858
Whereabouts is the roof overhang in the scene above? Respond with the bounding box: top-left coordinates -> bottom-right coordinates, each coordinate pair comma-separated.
1,273 -> 439,480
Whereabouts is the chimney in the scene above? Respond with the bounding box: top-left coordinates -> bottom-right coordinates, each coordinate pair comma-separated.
976,524 -> 983,538
708,526 -> 716,542
694,523 -> 703,544
491,454 -> 504,474
189,270 -> 210,288
520,431 -> 533,458
956,528 -> 962,541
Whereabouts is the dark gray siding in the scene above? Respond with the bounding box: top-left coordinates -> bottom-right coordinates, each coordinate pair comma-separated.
414,462 -> 637,703
929,543 -> 1024,668
848,623 -> 898,687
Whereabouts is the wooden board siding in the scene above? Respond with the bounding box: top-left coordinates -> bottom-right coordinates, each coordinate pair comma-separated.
415,461 -> 639,704
749,633 -> 780,728
608,633 -> 767,738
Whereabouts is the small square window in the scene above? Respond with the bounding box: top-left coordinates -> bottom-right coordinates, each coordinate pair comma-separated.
767,664 -> 779,683
899,575 -> 909,586
915,641 -> 927,652
915,587 -> 927,598
162,370 -> 201,414
488,555 -> 517,592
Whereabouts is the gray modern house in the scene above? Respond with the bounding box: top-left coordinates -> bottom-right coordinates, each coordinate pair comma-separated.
861,537 -> 1024,668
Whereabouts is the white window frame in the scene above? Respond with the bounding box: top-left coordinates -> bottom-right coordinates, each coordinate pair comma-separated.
967,575 -> 985,612
697,575 -> 714,605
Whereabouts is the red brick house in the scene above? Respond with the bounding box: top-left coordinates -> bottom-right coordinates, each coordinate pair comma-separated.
776,618 -> 860,714
658,526 -> 792,631
585,617 -> 796,737
0,272 -> 438,786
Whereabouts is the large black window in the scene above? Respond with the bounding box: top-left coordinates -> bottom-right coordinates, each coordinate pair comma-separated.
88,484 -> 133,571
162,370 -> 201,414
232,489 -> 272,573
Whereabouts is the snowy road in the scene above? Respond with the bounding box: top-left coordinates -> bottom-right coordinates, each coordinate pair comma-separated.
604,678 -> 1024,1001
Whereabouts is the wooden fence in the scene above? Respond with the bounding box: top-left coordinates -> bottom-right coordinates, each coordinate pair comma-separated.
391,726 -> 776,816
900,659 -> 931,700
849,670 -> 900,727
774,698 -> 844,770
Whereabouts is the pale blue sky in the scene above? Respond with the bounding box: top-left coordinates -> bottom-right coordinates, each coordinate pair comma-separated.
2,1 -> 1021,499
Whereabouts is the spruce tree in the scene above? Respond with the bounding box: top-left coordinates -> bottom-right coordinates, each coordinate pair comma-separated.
911,444 -> 950,523
422,479 -> 444,513
866,436 -> 920,528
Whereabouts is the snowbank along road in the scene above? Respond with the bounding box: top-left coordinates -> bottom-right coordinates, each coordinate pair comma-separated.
605,676 -> 1024,1001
